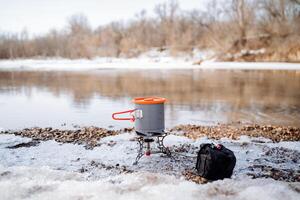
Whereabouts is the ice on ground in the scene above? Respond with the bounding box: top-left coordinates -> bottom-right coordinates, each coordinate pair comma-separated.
268,141 -> 300,152
200,60 -> 300,70
0,165 -> 299,200
0,135 -> 32,149
0,132 -> 299,199
0,133 -> 299,182
0,57 -> 299,71
0,57 -> 194,71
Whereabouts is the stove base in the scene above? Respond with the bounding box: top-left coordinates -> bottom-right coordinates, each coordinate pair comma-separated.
133,132 -> 172,165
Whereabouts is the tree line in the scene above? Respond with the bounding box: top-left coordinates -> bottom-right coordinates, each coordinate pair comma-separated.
0,0 -> 299,61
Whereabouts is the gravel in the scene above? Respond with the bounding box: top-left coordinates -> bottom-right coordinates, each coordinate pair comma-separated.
169,124 -> 300,142
1,127 -> 133,149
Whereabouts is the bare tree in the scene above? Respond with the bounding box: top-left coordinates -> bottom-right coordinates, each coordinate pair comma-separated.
68,14 -> 91,34
154,0 -> 179,46
0,0 -> 299,61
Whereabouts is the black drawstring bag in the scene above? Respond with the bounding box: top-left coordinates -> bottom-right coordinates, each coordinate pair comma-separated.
196,143 -> 236,180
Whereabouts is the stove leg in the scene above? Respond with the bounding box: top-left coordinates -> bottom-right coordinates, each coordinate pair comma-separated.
133,137 -> 144,165
157,134 -> 172,157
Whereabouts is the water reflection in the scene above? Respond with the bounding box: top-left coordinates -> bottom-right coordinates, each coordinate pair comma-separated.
0,69 -> 299,129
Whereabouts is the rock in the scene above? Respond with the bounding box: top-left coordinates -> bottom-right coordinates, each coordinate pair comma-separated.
182,170 -> 208,184
6,140 -> 40,149
79,167 -> 87,173
0,171 -> 11,177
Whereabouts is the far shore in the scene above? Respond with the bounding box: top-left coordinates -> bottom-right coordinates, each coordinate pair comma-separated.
0,57 -> 300,71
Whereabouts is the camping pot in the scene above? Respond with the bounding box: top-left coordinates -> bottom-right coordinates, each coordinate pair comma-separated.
112,97 -> 167,137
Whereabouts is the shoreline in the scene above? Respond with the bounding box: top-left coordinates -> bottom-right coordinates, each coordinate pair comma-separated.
0,123 -> 299,183
1,124 -> 299,149
0,58 -> 300,71
1,123 -> 299,198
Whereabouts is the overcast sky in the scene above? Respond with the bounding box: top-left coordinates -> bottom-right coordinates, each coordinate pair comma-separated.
0,0 -> 206,35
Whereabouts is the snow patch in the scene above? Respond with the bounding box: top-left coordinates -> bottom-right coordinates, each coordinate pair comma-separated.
0,57 -> 299,71
0,166 -> 299,200
200,61 -> 300,70
1,133 -> 299,181
267,141 -> 300,152
0,134 -> 32,149
0,132 -> 299,199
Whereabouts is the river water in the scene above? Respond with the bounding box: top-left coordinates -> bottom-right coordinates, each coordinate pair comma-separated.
0,69 -> 299,130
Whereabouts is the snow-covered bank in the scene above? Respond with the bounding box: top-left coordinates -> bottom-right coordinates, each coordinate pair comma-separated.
0,165 -> 299,200
201,61 -> 300,70
0,58 -> 299,71
0,133 -> 299,180
0,57 -> 193,71
0,132 -> 299,199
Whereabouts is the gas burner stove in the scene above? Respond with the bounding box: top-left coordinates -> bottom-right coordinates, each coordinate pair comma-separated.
134,132 -> 171,165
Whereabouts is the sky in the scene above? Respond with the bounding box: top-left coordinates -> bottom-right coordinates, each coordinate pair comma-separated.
0,0 -> 206,35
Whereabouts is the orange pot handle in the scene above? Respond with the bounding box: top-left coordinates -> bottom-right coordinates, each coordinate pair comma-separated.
112,109 -> 136,122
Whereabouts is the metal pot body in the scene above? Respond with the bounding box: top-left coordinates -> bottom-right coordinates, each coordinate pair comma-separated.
134,103 -> 164,136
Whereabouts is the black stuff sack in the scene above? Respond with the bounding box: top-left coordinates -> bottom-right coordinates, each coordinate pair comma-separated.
196,143 -> 236,180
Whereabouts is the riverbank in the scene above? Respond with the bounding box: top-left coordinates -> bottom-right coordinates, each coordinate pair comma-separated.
1,124 -> 299,199
0,57 -> 300,71
2,124 -> 299,149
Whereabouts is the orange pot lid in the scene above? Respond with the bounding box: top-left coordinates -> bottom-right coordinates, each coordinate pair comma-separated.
133,97 -> 167,105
